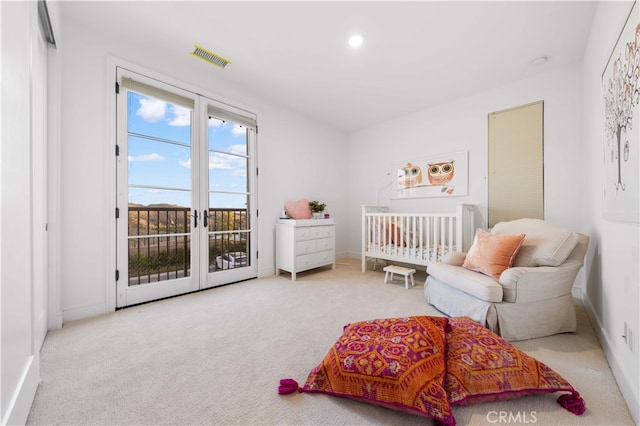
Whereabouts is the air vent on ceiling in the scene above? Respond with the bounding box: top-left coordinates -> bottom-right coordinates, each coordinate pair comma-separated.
191,45 -> 231,69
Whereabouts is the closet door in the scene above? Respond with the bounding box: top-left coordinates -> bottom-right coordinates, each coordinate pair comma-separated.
488,101 -> 544,227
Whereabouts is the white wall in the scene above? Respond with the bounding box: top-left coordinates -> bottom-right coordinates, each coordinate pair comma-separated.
0,1 -> 50,424
56,14 -> 348,321
347,63 -> 584,260
582,1 -> 639,422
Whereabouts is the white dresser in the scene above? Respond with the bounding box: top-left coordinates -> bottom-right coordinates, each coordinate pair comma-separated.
276,218 -> 335,281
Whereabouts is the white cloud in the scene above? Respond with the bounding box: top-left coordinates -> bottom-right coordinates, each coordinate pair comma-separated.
181,153 -> 244,172
209,152 -> 234,170
136,98 -> 166,123
128,153 -> 165,162
231,124 -> 246,136
209,117 -> 224,127
136,96 -> 191,127
168,105 -> 191,127
180,153 -> 240,171
228,144 -> 247,156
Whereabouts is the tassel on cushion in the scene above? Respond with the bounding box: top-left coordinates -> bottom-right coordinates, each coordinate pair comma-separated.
278,378 -> 299,395
557,392 -> 586,415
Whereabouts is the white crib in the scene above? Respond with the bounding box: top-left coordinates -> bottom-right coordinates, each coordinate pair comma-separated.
361,204 -> 476,272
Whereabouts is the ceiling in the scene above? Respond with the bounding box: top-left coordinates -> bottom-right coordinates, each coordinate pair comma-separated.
60,1 -> 597,133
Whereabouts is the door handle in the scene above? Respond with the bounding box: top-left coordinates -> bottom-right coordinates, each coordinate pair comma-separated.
193,210 -> 198,228
203,209 -> 209,228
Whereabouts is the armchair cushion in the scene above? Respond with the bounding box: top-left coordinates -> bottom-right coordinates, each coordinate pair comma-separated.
492,219 -> 578,267
462,229 -> 525,279
440,251 -> 467,266
427,262 -> 503,303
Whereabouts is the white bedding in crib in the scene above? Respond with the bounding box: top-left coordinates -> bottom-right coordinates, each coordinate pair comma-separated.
366,243 -> 455,262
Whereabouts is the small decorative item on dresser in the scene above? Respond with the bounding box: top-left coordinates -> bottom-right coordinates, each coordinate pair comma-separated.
309,200 -> 326,219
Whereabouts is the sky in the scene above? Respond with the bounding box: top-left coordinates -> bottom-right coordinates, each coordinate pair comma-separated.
126,91 -> 249,209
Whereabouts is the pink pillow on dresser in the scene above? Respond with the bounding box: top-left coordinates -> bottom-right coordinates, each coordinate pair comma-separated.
285,198 -> 312,219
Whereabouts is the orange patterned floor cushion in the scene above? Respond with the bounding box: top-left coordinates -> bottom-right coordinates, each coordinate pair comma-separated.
301,316 -> 455,425
445,316 -> 585,413
278,315 -> 585,424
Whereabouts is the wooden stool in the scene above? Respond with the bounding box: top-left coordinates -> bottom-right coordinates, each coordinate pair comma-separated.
383,265 -> 416,289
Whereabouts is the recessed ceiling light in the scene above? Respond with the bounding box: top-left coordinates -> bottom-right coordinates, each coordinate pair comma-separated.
348,34 -> 363,48
530,56 -> 548,66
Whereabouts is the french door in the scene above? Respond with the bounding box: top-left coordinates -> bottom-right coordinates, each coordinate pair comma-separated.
116,68 -> 257,308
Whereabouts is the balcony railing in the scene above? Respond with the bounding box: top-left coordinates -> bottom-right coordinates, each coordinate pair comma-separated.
127,206 -> 249,286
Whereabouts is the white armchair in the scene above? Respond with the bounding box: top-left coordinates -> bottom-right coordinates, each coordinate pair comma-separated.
424,218 -> 589,341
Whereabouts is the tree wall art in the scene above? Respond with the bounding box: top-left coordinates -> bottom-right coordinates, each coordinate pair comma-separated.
602,1 -> 639,222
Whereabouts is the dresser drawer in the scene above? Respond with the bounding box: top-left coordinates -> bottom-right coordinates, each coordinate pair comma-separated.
296,250 -> 335,271
294,227 -> 312,241
295,239 -> 316,254
295,225 -> 334,241
316,226 -> 334,238
316,237 -> 333,251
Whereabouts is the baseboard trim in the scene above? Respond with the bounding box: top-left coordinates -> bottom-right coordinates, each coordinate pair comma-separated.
259,265 -> 275,277
581,292 -> 639,424
62,302 -> 108,323
1,354 -> 39,426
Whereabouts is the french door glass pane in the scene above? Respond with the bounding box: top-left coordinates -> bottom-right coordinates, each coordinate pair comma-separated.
208,231 -> 249,272
129,235 -> 191,285
128,137 -> 191,189
127,90 -> 192,286
208,117 -> 243,150
128,92 -> 191,144
208,117 -> 250,272
208,192 -> 247,209
208,152 -> 248,193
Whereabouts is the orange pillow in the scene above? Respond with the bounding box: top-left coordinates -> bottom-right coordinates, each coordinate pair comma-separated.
462,229 -> 525,278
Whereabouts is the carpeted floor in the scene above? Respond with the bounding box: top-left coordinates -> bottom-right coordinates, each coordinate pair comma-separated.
27,258 -> 634,425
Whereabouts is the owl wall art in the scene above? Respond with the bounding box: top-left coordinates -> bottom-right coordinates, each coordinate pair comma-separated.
392,151 -> 468,199
397,162 -> 422,189
427,161 -> 455,186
